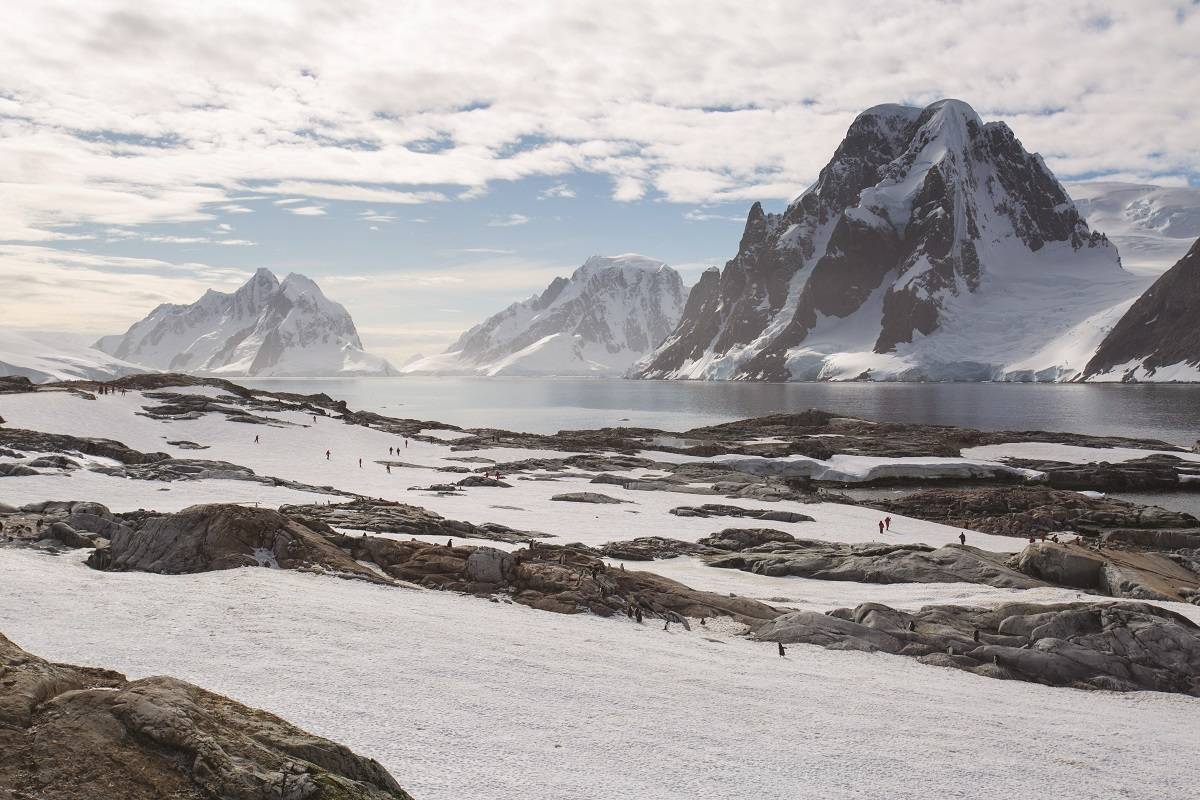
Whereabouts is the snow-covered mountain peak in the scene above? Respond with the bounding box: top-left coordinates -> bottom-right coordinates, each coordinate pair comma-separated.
634,98 -> 1131,383
95,269 -> 393,377
402,255 -> 686,377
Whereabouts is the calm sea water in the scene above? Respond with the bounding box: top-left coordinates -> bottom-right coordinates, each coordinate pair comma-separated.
239,377 -> 1200,447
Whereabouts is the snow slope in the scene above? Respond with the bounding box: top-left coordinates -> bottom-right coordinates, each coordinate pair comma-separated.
1070,181 -> 1200,272
634,99 -> 1151,383
0,329 -> 151,383
94,269 -> 395,377
402,255 -> 686,377
1,550 -> 1197,800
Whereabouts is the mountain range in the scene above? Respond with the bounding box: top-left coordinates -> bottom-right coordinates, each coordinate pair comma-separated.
402,254 -> 686,377
94,269 -> 394,378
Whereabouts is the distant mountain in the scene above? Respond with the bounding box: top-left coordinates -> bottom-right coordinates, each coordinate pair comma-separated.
0,330 -> 150,383
95,269 -> 394,377
1069,182 -> 1200,271
1083,237 -> 1200,382
633,98 -> 1144,382
402,254 -> 686,376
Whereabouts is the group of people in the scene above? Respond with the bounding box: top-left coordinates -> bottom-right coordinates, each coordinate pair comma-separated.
94,384 -> 125,396
876,516 -> 892,534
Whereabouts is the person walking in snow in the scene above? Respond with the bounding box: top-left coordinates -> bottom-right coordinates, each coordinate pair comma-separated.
878,520 -> 885,535
325,449 -> 331,460
254,435 -> 259,444
389,446 -> 394,456
358,458 -> 363,468
404,438 -> 408,448
959,532 -> 966,545
884,516 -> 892,531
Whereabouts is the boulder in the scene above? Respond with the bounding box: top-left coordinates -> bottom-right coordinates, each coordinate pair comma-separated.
0,631 -> 414,799
550,492 -> 626,504
1014,542 -> 1200,602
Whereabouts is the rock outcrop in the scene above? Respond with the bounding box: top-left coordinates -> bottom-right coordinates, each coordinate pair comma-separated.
705,534 -> 1044,589
1084,237 -> 1200,381
1014,541 -> 1200,603
87,504 -> 387,583
0,632 -> 413,799
330,535 -> 782,625
280,499 -> 547,544
869,486 -> 1198,537
755,600 -> 1200,695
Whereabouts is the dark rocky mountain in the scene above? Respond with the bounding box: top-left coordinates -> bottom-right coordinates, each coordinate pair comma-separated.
1083,237 -> 1200,381
633,99 -> 1128,382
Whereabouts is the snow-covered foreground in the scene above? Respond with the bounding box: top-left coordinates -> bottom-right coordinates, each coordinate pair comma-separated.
1,549 -> 1196,800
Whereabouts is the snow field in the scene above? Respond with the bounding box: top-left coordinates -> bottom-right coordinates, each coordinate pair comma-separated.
0,549 -> 1195,800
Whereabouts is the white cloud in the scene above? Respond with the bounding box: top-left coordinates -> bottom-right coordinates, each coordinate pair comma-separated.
684,208 -> 746,223
539,183 -> 576,199
273,198 -> 306,206
487,213 -> 529,227
612,176 -> 646,202
288,205 -> 326,216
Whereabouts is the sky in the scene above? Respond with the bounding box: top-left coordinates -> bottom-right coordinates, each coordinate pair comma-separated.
1,0 -> 1198,365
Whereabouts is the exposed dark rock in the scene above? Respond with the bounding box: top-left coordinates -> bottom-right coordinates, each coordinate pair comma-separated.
330,536 -> 782,625
597,537 -> 716,561
87,503 -> 388,583
0,428 -> 169,464
869,486 -> 1198,537
550,492 -> 627,504
280,499 -> 547,544
697,528 -> 798,552
755,600 -> 1200,695
0,464 -> 38,477
26,455 -> 81,470
1013,541 -> 1200,603
455,475 -> 511,488
0,632 -> 414,799
1084,237 -> 1200,380
707,536 -> 1043,589
670,504 -> 814,523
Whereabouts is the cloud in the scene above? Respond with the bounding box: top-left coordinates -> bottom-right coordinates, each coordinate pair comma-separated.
684,208 -> 746,223
487,213 -> 529,227
539,182 -> 576,199
0,2 -> 1195,250
452,247 -> 516,255
288,205 -> 326,216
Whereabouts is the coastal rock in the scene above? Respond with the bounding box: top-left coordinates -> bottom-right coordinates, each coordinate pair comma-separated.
0,631 -> 414,799
598,537 -> 716,561
758,600 -> 1200,695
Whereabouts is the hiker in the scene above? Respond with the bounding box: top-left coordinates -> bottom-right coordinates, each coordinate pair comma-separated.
878,519 -> 885,535
358,458 -> 363,468
884,516 -> 892,531
404,439 -> 408,448
777,642 -> 786,657
958,532 -> 966,545
254,434 -> 259,444
325,450 -> 331,460
389,446 -> 394,455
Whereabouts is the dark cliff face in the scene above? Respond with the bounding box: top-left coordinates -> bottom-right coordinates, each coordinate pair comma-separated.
635,99 -> 1117,380
1084,238 -> 1200,379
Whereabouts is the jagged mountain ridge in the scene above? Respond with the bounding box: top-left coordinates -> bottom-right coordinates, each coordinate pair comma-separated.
1083,237 -> 1200,382
96,269 -> 395,377
634,99 -> 1140,382
402,254 -> 686,376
